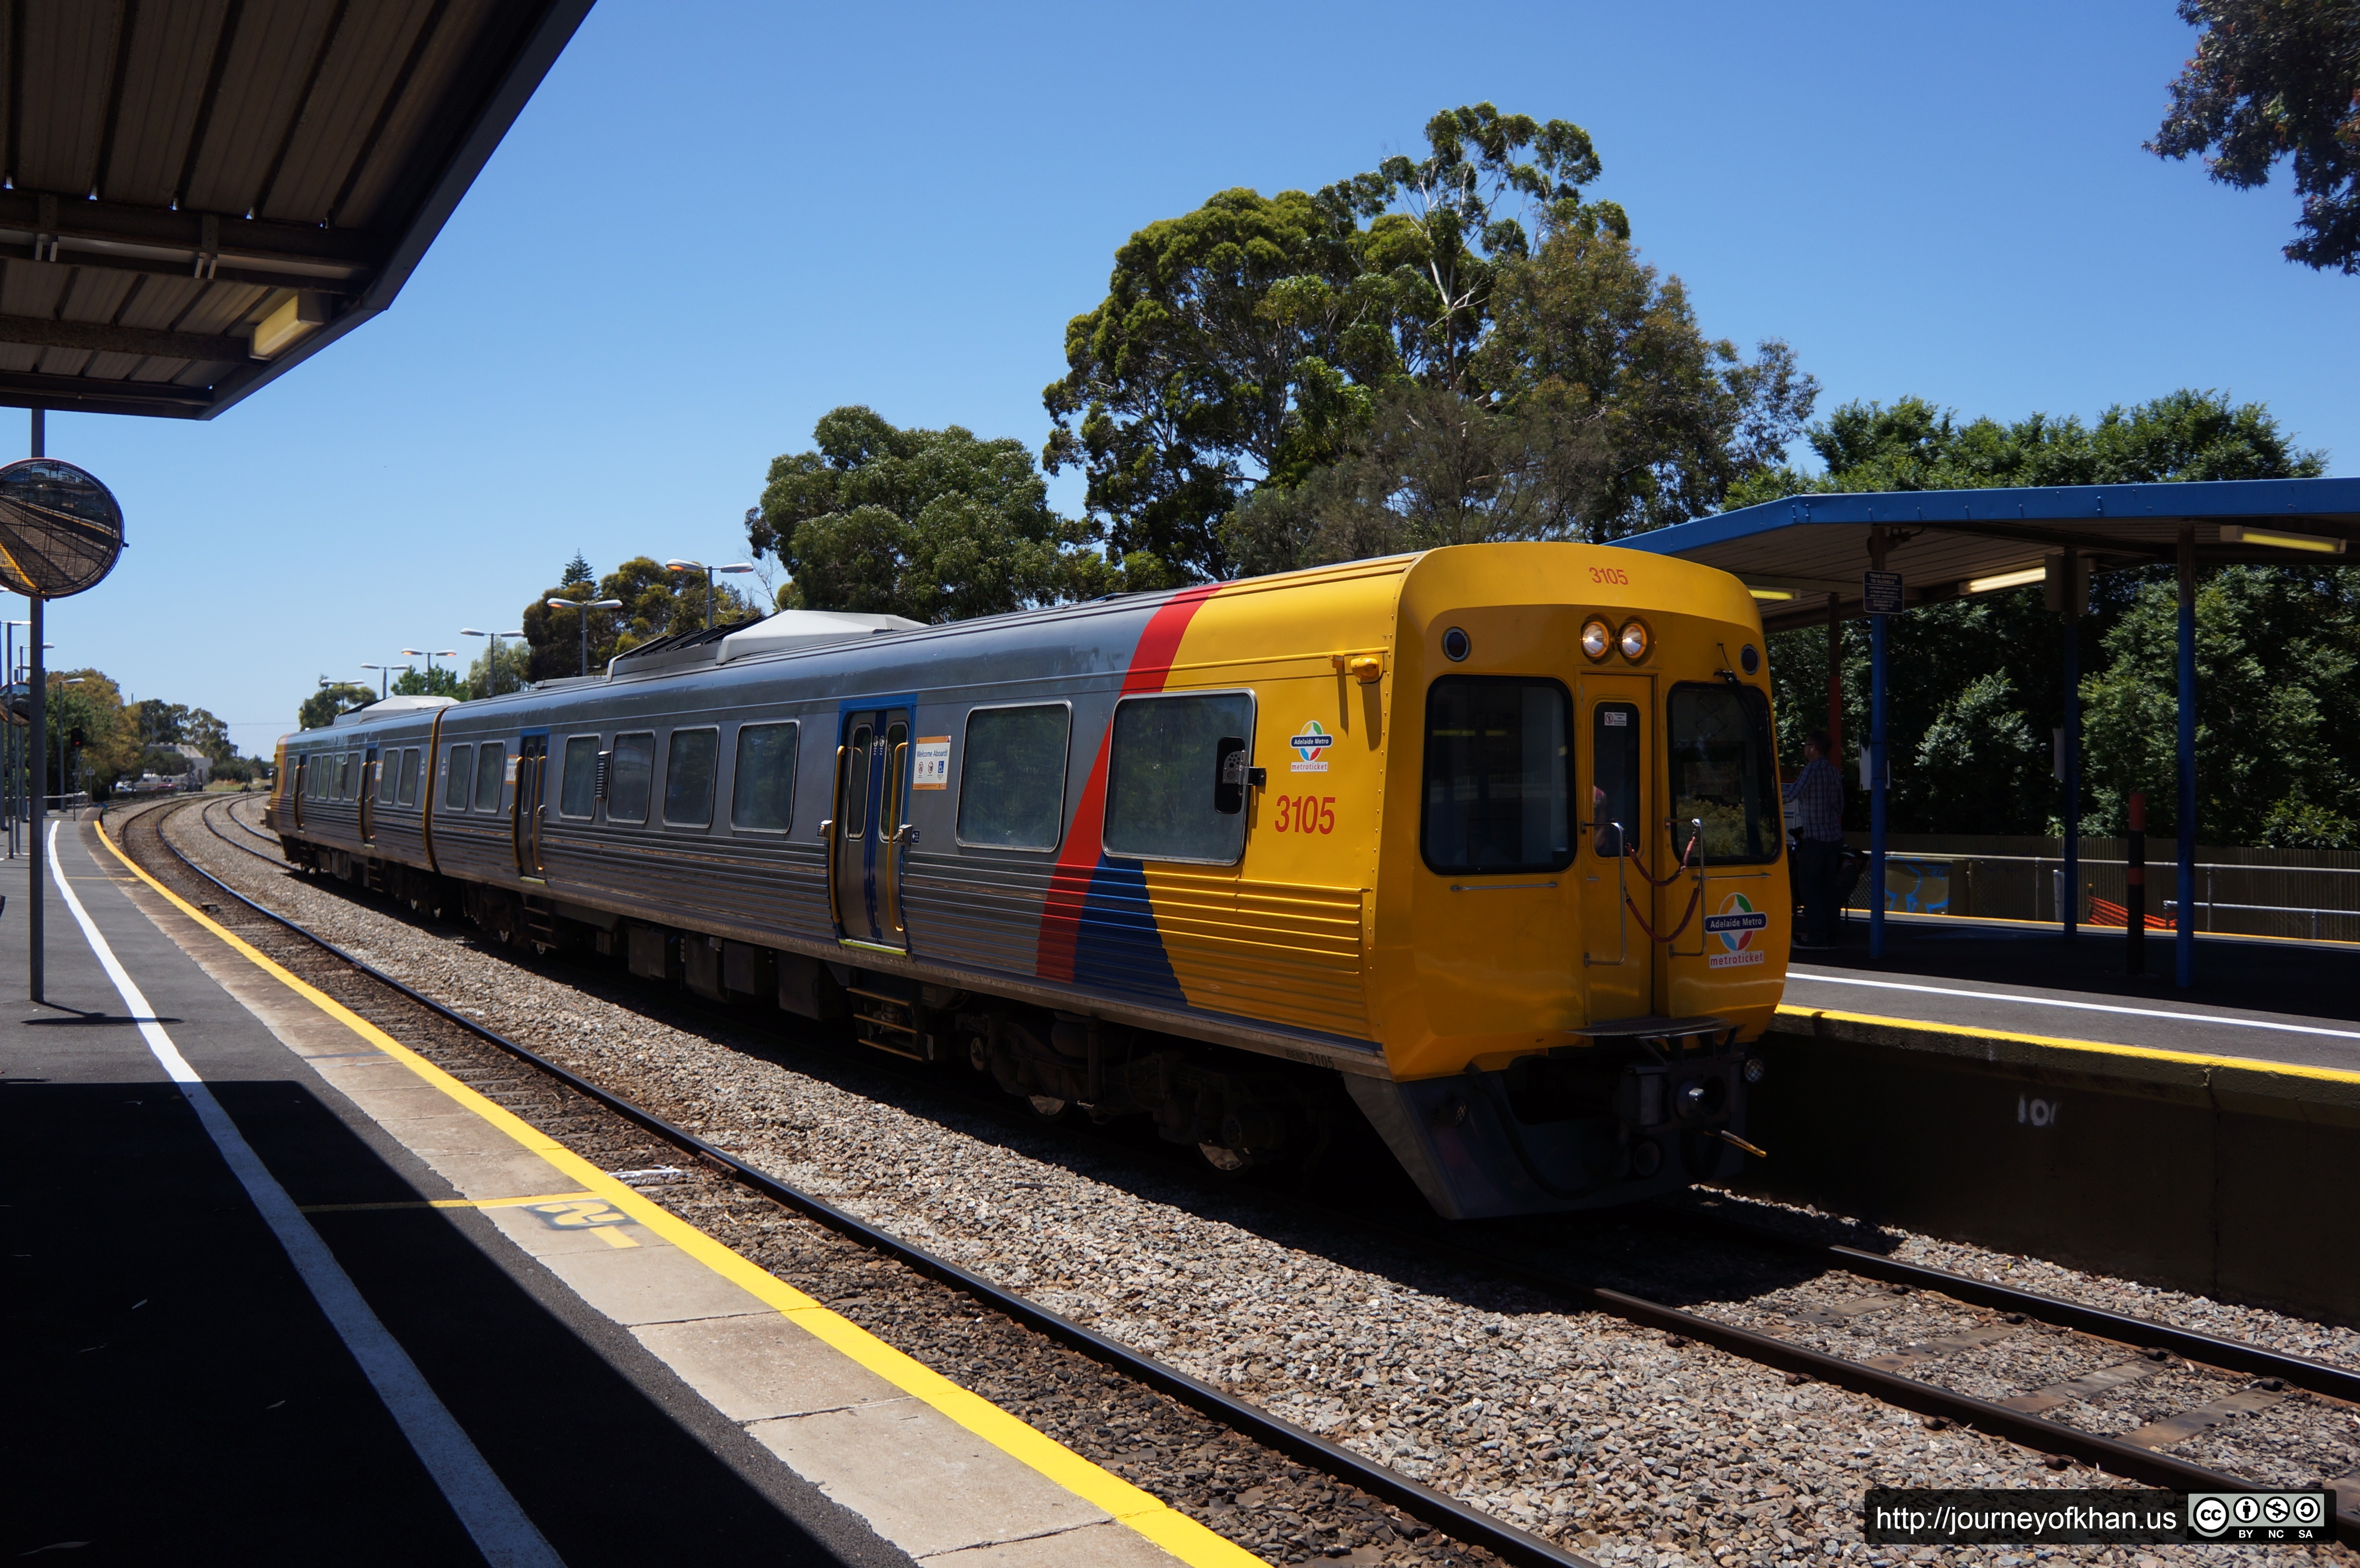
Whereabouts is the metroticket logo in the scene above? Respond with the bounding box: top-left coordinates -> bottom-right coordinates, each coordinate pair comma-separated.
1704,891 -> 1769,968
1289,720 -> 1332,773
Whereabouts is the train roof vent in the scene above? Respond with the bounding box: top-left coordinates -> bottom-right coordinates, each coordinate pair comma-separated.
715,609 -> 926,665
606,610 -> 926,678
329,695 -> 459,726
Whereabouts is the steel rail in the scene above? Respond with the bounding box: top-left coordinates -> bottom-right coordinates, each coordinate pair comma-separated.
130,796 -> 1600,1568
163,797 -> 2360,1546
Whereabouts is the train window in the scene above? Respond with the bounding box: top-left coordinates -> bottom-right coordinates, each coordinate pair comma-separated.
729,722 -> 798,833
1103,692 -> 1254,864
377,752 -> 397,804
396,748 -> 421,807
663,728 -> 719,827
1421,677 -> 1573,875
842,724 -> 873,837
339,753 -> 357,799
1590,703 -> 1642,857
1667,684 -> 1782,864
957,704 -> 1068,851
559,736 -> 600,819
474,743 -> 506,812
609,733 -> 655,823
441,746 -> 474,812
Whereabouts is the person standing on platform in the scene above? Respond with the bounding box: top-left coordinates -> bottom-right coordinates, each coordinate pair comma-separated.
1784,731 -> 1845,948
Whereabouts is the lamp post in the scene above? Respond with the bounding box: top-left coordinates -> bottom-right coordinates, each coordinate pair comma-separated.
664,558 -> 756,630
359,663 -> 393,699
545,598 -> 624,677
2,619 -> 25,856
400,648 -> 459,689
53,676 -> 83,809
461,628 -> 527,696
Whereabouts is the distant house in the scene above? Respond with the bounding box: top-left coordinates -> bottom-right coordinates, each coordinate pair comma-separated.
172,745 -> 211,787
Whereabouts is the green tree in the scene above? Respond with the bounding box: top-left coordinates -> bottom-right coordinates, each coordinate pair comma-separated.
393,665 -> 466,698
2150,0 -> 2360,273
521,557 -> 758,681
45,669 -> 137,794
465,640 -> 532,698
561,551 -> 594,586
750,406 -> 1123,622
300,682 -> 376,730
1222,221 -> 1814,573
1756,390 -> 2334,839
2082,566 -> 2360,845
1046,104 -> 1622,581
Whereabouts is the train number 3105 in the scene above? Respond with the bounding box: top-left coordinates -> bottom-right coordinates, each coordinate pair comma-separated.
1274,795 -> 1336,834
1588,565 -> 1630,586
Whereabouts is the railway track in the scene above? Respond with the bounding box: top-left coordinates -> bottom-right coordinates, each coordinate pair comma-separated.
149,794 -> 2360,1551
118,795 -> 1586,1568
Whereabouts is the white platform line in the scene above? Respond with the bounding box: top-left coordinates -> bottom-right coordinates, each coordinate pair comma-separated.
49,821 -> 564,1568
1790,968 -> 2360,1042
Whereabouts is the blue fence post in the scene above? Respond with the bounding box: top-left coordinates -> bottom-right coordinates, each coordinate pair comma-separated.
2061,548 -> 2080,938
1868,528 -> 1889,960
2176,525 -> 2196,989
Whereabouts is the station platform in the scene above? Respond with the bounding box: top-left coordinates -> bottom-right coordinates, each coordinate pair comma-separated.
1749,911 -> 2360,1323
1783,912 -> 2360,1075
1,816 -> 1249,1568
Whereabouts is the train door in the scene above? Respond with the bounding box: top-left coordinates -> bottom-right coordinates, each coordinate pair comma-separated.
358,745 -> 380,843
829,707 -> 911,950
290,755 -> 305,831
1578,673 -> 1655,1022
513,732 -> 548,875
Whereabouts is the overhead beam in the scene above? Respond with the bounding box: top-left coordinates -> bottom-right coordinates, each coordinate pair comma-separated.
0,313 -> 247,363
0,190 -> 380,269
0,368 -> 215,416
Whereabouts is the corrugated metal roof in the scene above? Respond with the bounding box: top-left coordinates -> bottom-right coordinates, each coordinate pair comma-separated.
0,0 -> 592,418
1620,478 -> 2360,632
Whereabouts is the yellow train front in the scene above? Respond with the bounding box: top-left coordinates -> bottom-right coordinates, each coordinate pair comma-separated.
268,541 -> 1785,1219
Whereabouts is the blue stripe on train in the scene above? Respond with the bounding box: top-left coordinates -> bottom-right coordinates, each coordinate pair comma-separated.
1067,857 -> 1186,1005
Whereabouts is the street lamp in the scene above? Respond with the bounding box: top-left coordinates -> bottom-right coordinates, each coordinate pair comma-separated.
461,628 -> 525,696
400,648 -> 459,683
664,558 -> 756,630
545,598 -> 625,678
359,663 -> 393,699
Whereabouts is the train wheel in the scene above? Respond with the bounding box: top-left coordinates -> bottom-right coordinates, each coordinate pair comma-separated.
1198,1143 -> 1251,1173
1026,1094 -> 1068,1120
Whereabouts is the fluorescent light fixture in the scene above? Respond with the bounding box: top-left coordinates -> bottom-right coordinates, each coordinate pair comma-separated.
1964,565 -> 2046,595
249,291 -> 331,359
1746,586 -> 1795,601
2222,524 -> 2345,554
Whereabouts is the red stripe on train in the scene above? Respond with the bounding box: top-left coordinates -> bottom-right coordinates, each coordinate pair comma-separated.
1034,585 -> 1221,983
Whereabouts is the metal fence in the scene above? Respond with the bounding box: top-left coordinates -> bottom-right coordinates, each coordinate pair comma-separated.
1837,834 -> 2360,942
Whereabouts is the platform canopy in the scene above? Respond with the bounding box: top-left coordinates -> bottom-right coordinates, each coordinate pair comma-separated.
0,0 -> 592,420
1620,477 -> 2360,633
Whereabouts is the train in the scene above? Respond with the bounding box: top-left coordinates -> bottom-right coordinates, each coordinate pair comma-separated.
268,542 -> 1788,1218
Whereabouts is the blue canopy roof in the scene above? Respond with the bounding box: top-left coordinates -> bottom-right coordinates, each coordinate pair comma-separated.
1618,477 -> 2360,630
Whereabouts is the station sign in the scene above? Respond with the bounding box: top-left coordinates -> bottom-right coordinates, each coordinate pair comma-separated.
1862,570 -> 1904,615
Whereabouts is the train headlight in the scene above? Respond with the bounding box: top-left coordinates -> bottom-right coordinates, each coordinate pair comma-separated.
1581,618 -> 1612,661
1618,619 -> 1650,661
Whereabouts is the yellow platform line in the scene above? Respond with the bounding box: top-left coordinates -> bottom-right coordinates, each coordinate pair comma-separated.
98,821 -> 1266,1568
1774,1001 -> 2360,1089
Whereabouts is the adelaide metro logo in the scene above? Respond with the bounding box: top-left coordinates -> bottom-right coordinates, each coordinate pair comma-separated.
1703,891 -> 1769,968
1289,720 -> 1332,773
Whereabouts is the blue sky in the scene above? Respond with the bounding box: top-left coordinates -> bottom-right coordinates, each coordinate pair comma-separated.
28,0 -> 2356,758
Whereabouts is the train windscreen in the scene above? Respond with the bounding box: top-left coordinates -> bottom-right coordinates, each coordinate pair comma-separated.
1667,684 -> 1782,863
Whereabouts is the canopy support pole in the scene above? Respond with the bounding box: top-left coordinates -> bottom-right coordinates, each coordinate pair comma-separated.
2176,524 -> 2197,988
1868,527 -> 1889,961
1825,592 -> 1844,761
2061,547 -> 2080,938
26,405 -> 43,1003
